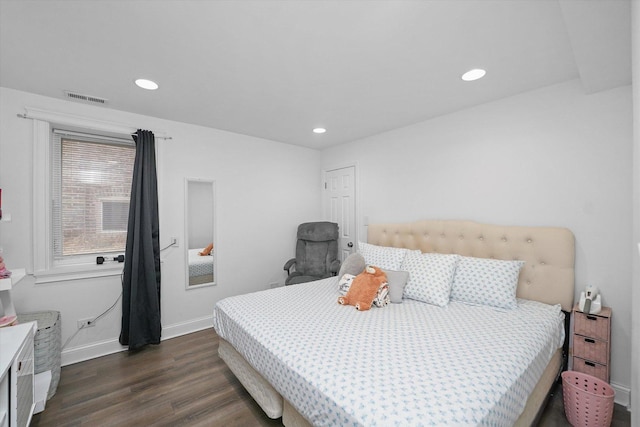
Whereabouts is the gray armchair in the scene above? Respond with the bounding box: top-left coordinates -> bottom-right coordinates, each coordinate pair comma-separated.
284,222 -> 341,285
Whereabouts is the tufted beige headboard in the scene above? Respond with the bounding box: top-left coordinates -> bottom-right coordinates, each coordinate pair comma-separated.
368,220 -> 575,311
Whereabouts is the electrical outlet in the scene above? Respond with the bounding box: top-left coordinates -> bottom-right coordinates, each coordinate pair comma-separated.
171,237 -> 179,247
77,318 -> 95,329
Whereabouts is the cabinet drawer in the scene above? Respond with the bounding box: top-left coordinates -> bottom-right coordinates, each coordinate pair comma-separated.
572,357 -> 609,382
573,335 -> 608,365
574,311 -> 610,341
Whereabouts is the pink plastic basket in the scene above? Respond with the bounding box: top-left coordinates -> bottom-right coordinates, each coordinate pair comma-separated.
562,371 -> 615,427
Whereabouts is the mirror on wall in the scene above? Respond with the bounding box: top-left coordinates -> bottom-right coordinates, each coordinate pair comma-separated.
185,178 -> 216,288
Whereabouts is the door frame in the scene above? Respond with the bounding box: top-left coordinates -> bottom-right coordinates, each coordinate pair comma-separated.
321,162 -> 360,250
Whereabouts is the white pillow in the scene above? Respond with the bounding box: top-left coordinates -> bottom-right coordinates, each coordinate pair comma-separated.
450,256 -> 525,310
401,252 -> 459,306
357,242 -> 410,270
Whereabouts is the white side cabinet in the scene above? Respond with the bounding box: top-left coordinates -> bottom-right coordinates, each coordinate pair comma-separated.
0,322 -> 36,427
0,268 -> 27,318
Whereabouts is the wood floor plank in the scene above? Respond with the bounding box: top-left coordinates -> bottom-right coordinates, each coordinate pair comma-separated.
31,328 -> 629,426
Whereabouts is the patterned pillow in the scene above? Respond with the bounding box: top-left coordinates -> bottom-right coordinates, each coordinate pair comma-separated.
450,256 -> 525,310
338,273 -> 390,308
401,252 -> 459,306
338,273 -> 355,295
357,242 -> 410,270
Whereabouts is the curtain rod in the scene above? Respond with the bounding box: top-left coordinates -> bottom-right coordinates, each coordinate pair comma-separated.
131,132 -> 173,140
16,112 -> 173,140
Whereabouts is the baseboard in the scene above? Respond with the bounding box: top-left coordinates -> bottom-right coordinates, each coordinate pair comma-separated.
61,315 -> 214,366
160,315 -> 213,340
610,381 -> 631,410
61,336 -> 127,367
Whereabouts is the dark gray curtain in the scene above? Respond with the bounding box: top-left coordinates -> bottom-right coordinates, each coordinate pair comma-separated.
119,129 -> 161,350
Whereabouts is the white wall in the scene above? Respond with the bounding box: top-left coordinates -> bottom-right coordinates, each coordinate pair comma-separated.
321,79 -> 633,401
631,0 -> 639,419
0,87 -> 321,363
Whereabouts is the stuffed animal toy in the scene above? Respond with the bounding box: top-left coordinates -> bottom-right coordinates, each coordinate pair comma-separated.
0,255 -> 10,279
338,266 -> 387,311
199,243 -> 214,256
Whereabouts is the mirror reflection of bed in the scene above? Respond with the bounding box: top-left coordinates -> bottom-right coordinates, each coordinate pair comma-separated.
188,244 -> 214,286
185,179 -> 216,288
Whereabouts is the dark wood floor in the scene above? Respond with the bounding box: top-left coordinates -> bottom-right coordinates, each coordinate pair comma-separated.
32,329 -> 630,426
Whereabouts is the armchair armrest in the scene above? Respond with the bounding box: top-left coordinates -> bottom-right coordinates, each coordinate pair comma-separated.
329,259 -> 341,275
284,258 -> 296,275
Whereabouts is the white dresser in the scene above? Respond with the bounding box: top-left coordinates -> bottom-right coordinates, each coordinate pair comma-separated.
0,322 -> 36,427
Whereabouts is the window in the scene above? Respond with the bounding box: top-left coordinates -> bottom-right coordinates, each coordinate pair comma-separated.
29,108 -> 153,283
52,130 -> 135,263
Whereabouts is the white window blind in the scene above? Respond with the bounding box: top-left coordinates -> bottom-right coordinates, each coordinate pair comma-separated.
51,129 -> 135,261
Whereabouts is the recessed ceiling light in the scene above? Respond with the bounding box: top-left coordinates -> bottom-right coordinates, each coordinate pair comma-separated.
135,78 -> 159,90
313,128 -> 326,134
461,68 -> 486,82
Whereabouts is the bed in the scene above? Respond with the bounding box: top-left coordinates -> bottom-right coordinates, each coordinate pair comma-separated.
213,220 -> 575,426
188,248 -> 214,285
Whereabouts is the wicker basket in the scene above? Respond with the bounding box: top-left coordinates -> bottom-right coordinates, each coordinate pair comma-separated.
562,370 -> 615,427
17,311 -> 61,400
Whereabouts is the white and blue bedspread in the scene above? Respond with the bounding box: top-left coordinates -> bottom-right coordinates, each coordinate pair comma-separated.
213,277 -> 564,426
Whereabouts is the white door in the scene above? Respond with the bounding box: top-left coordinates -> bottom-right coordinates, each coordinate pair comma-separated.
324,166 -> 356,261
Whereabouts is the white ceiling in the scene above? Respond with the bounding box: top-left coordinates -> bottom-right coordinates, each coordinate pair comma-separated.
0,0 -> 631,149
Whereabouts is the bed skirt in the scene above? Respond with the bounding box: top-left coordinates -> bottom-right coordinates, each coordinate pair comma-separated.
218,338 -> 283,419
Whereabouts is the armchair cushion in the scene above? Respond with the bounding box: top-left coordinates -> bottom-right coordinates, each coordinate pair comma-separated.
287,273 -> 329,286
297,221 -> 339,242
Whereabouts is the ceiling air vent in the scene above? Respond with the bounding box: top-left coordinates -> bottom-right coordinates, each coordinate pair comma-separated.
63,90 -> 108,105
